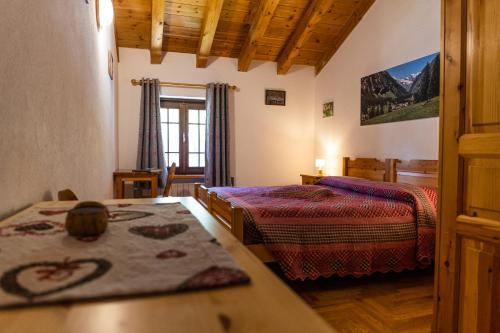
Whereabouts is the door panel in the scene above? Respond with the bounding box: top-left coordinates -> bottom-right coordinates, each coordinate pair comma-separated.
466,159 -> 500,220
457,238 -> 500,333
435,0 -> 500,331
467,0 -> 500,130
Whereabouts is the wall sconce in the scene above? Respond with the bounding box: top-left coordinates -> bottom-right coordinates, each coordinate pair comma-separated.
315,159 -> 326,176
96,0 -> 114,29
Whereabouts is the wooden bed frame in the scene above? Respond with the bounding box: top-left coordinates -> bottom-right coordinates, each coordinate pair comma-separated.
393,159 -> 439,187
342,157 -> 391,181
194,157 -> 439,262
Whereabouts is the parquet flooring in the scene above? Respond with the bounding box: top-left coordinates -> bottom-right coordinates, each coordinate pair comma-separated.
274,267 -> 434,333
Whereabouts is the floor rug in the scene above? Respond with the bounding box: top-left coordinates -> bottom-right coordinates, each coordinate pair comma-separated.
0,203 -> 250,307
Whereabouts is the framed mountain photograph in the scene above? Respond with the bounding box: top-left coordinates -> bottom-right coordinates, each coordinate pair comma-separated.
360,52 -> 440,126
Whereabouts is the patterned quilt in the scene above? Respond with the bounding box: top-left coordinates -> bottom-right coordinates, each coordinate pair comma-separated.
210,176 -> 437,280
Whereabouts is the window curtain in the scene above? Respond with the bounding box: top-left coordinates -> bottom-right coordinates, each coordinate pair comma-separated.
136,78 -> 167,188
205,83 -> 231,187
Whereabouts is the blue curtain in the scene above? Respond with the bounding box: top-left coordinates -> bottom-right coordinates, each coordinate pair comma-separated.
205,83 -> 231,187
136,78 -> 167,188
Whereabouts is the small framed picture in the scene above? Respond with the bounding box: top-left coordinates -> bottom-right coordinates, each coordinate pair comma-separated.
108,50 -> 114,80
323,100 -> 334,118
265,89 -> 286,106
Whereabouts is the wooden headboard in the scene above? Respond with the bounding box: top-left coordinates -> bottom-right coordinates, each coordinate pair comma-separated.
342,157 -> 392,182
394,159 -> 439,187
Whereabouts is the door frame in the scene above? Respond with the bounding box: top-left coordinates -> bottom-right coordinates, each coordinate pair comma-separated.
433,0 -> 467,331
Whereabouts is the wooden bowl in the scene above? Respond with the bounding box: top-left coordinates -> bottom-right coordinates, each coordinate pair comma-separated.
65,201 -> 109,237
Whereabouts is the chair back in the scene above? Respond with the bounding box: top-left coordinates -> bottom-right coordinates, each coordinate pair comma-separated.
163,162 -> 176,196
58,189 -> 78,201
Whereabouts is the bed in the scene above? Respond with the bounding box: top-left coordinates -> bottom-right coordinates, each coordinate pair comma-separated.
194,157 -> 438,280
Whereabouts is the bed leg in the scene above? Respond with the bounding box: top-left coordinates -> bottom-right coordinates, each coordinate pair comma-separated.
231,207 -> 244,242
194,183 -> 201,199
208,192 -> 217,214
385,159 -> 398,182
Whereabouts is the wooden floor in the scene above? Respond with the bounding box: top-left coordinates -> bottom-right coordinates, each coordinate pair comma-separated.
271,266 -> 434,333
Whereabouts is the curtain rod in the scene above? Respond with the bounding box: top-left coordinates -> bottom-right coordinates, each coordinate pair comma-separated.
130,79 -> 237,90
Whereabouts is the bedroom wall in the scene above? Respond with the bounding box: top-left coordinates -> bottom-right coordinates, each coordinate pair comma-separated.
0,1 -> 118,219
314,0 -> 441,175
118,48 -> 316,186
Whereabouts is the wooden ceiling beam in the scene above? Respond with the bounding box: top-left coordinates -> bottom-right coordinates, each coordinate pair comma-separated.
150,0 -> 165,64
238,0 -> 280,72
196,0 -> 225,68
315,0 -> 375,74
276,0 -> 334,75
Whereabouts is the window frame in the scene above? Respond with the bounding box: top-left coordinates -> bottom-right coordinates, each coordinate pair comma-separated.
160,98 -> 206,175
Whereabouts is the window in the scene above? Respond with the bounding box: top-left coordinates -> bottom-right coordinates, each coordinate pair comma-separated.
160,99 -> 206,174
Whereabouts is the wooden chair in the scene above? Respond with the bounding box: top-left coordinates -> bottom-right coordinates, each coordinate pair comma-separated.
162,163 -> 176,197
58,189 -> 78,201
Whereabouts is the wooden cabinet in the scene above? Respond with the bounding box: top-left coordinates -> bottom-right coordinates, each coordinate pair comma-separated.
434,1 -> 500,332
300,174 -> 323,185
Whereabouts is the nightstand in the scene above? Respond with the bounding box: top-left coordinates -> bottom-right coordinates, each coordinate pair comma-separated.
300,174 -> 323,185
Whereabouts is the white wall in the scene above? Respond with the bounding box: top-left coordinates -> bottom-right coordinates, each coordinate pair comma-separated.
0,1 -> 118,219
314,0 -> 441,176
118,49 -> 316,186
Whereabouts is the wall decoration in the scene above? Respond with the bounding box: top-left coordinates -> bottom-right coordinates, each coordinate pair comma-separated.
265,89 -> 286,106
323,100 -> 334,118
360,52 -> 440,126
108,50 -> 114,80
96,0 -> 114,29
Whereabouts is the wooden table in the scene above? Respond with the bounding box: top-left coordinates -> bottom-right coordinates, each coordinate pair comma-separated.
0,198 -> 336,333
113,169 -> 162,199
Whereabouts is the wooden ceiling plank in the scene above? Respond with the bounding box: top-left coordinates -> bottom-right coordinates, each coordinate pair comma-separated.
115,0 -> 373,71
238,0 -> 280,72
150,0 -> 165,64
315,0 -> 374,74
276,0 -> 334,75
165,1 -> 205,18
196,0 -> 225,68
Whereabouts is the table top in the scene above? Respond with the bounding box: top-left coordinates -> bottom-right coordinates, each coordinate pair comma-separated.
0,197 -> 335,333
300,174 -> 324,177
114,169 -> 162,176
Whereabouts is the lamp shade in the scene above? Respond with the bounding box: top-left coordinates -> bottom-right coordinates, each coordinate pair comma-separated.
315,159 -> 325,168
98,0 -> 114,27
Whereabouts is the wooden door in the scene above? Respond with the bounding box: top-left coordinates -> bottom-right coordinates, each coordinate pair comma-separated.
434,0 -> 500,332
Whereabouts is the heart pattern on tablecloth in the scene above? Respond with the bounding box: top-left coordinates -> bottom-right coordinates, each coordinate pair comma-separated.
76,235 -> 101,243
0,258 -> 111,301
156,249 -> 187,259
0,221 -> 65,238
39,210 -> 68,216
0,203 -> 250,308
117,204 -> 132,208
128,224 -> 188,240
108,210 -> 153,223
178,266 -> 250,291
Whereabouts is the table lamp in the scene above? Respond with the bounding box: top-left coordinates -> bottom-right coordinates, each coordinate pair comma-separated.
315,159 -> 325,176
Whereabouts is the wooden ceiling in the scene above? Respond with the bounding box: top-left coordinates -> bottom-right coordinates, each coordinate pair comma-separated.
114,0 -> 374,74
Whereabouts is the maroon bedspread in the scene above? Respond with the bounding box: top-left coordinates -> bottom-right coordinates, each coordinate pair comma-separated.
210,176 -> 437,280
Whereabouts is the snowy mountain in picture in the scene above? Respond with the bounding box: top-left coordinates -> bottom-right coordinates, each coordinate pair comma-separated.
360,52 -> 440,126
398,73 -> 420,91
